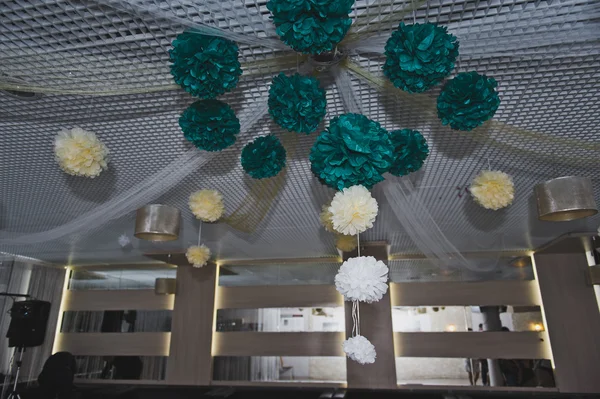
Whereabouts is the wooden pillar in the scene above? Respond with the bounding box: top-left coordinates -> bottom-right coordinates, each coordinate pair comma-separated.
166,264 -> 218,385
343,241 -> 397,389
534,237 -> 600,393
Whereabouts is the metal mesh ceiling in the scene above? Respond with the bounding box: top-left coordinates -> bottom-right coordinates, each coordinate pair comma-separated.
1,0 -> 599,281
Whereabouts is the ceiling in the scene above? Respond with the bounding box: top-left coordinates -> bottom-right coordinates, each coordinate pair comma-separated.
0,0 -> 599,277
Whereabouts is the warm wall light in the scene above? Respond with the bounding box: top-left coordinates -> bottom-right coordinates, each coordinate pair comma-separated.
446,324 -> 457,332
532,323 -> 544,332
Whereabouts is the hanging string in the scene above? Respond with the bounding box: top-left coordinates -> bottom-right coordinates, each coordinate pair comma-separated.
352,299 -> 361,337
197,221 -> 202,246
357,233 -> 361,257
412,0 -> 416,24
487,157 -> 491,170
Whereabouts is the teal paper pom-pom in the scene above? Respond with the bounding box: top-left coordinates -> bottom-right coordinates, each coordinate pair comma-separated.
388,129 -> 429,176
170,32 -> 243,99
383,23 -> 459,93
266,0 -> 355,54
179,100 -> 240,151
241,135 -> 287,179
268,73 -> 327,134
310,113 -> 394,190
437,71 -> 501,131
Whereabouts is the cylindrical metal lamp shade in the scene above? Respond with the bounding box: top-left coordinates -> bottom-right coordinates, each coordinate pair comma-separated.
535,176 -> 598,222
134,204 -> 181,241
155,278 -> 177,295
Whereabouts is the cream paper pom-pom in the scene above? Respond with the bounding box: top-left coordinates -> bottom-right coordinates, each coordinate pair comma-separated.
335,256 -> 389,303
320,204 -> 335,233
186,245 -> 211,268
329,185 -> 378,236
470,170 -> 514,210
335,234 -> 357,252
189,189 -> 225,222
343,335 -> 376,364
54,127 -> 109,178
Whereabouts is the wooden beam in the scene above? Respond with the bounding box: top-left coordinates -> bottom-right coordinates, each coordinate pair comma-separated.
344,242 -> 396,390
390,280 -> 541,306
216,285 -> 342,309
213,332 -> 344,357
56,332 -> 169,356
534,252 -> 600,393
63,289 -> 174,311
394,332 -> 550,359
166,265 -> 217,385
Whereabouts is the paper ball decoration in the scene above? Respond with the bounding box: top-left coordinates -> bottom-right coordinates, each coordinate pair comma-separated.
179,100 -> 240,151
186,245 -> 211,268
437,71 -> 501,131
189,189 -> 225,222
335,234 -> 358,252
343,335 -> 376,364
54,127 -> 109,178
384,22 -> 459,93
320,204 -> 335,233
268,73 -> 327,134
329,185 -> 378,236
388,129 -> 429,176
335,256 -> 389,303
266,0 -> 355,54
310,113 -> 394,190
241,135 -> 287,179
170,32 -> 242,99
470,170 -> 514,210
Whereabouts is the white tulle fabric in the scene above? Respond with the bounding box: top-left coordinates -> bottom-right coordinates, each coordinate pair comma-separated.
382,176 -> 500,272
343,335 -> 376,365
329,185 -> 378,236
0,97 -> 269,245
335,256 -> 389,303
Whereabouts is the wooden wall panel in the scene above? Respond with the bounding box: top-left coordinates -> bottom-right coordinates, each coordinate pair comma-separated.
394,332 -> 550,359
166,265 -> 217,385
63,289 -> 174,311
344,242 -> 397,390
216,285 -> 342,309
213,332 -> 344,357
390,280 -> 541,306
534,251 -> 600,393
56,332 -> 169,356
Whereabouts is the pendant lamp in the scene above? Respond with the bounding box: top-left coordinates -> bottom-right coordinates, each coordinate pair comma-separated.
134,204 -> 181,241
534,176 -> 597,222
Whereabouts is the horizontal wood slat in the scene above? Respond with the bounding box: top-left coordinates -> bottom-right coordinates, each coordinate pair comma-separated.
394,332 -> 550,359
390,281 -> 541,306
56,332 -> 170,356
216,285 -> 342,309
63,290 -> 174,311
213,332 -> 344,357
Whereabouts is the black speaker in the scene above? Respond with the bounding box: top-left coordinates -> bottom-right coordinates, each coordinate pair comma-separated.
6,300 -> 51,348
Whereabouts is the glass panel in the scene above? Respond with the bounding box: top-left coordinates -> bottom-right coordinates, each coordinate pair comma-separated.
213,356 -> 346,383
61,310 -> 172,333
69,267 -> 176,290
396,357 -> 555,387
392,306 -> 545,332
75,356 -> 167,380
216,307 -> 345,332
218,262 -> 341,286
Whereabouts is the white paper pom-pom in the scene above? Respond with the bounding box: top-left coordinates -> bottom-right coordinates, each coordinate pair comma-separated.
335,256 -> 389,303
118,234 -> 131,248
329,185 -> 378,236
189,189 -> 225,222
335,234 -> 357,252
186,245 -> 211,268
470,170 -> 514,210
54,127 -> 109,178
343,335 -> 376,364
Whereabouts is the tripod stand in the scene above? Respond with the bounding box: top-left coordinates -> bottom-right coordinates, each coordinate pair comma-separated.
7,346 -> 25,399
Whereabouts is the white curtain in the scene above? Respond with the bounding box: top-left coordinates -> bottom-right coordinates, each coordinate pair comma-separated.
250,309 -> 280,381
